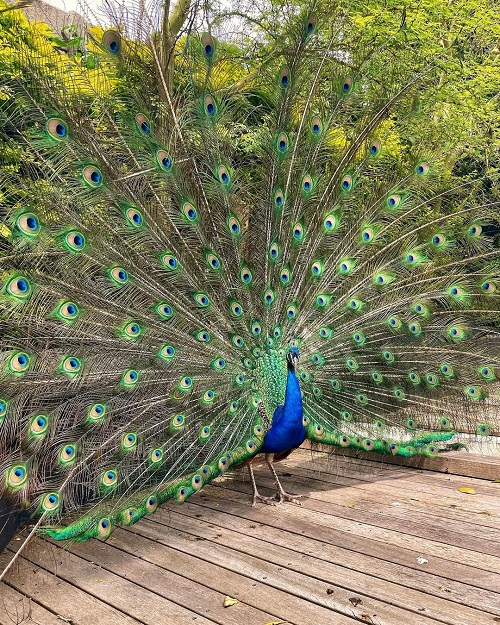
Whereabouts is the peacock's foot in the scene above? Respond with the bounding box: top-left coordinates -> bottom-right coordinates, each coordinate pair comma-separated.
277,490 -> 303,505
252,493 -> 278,507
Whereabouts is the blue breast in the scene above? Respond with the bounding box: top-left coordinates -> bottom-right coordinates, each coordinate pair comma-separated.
261,368 -> 305,454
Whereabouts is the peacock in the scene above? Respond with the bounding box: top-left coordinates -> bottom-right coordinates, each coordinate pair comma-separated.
0,0 -> 499,564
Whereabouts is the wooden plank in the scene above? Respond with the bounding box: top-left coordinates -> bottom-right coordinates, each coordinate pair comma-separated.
6,537 -> 216,625
306,445 -> 500,480
125,517 -> 447,625
2,454 -> 498,625
192,484 -> 500,585
282,453 -> 500,530
149,505 -> 500,622
219,471 -> 500,559
289,449 -> 500,498
65,534 -> 279,625
0,547 -> 142,625
0,583 -> 62,625
259,452 -> 500,519
95,525 -> 361,625
168,502 -> 500,615
283,452 -> 500,525
294,448 -> 500,498
245,463 -> 500,545
278,457 -> 500,530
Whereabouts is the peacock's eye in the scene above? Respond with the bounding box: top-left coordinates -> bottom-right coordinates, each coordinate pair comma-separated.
156,150 -> 173,171
135,113 -> 151,135
103,29 -> 121,54
6,276 -> 32,299
7,464 -> 28,488
16,212 -> 41,236
42,492 -> 60,512
82,165 -> 103,188
122,369 -> 139,386
342,76 -> 353,94
146,495 -> 158,512
122,432 -> 137,449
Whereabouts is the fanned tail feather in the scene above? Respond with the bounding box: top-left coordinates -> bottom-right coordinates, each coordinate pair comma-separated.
0,1 -> 498,550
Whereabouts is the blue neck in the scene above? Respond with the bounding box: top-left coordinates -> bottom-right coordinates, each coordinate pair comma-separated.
261,367 -> 305,454
283,367 -> 303,423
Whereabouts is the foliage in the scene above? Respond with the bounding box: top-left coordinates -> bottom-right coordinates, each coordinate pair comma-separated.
1,0 -> 499,207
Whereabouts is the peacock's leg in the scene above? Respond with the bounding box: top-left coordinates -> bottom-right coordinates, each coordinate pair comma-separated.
248,461 -> 277,506
265,454 -> 302,505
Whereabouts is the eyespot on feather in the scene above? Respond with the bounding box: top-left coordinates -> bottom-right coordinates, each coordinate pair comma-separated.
125,206 -> 144,227
60,356 -> 82,375
192,474 -> 203,490
206,251 -> 221,271
58,444 -> 76,465
429,233 -> 447,250
101,469 -> 118,487
273,188 -> 285,208
109,266 -> 129,286
203,95 -> 217,117
311,116 -> 322,136
158,344 -> 176,360
341,76 -> 354,95
135,113 -> 152,135
156,150 -> 173,171
122,432 -> 137,450
5,275 -> 32,299
230,300 -> 243,317
55,301 -> 80,322
102,30 -> 121,54
122,321 -> 143,340
8,352 -> 31,374
292,221 -> 305,242
122,508 -> 138,525
64,230 -> 86,251
468,223 -> 482,238
386,193 -> 402,209
30,414 -> 49,437
97,518 -> 112,538
122,369 -> 139,386
146,495 -> 158,512
217,165 -> 231,185
161,252 -> 179,270
415,162 -> 430,175
276,132 -> 290,154
480,279 -> 496,294
41,492 -> 60,512
305,13 -> 317,35
201,33 -> 216,58
302,175 -> 314,194
278,66 -> 291,88
15,212 -> 41,237
7,465 -> 28,488
178,376 -> 193,391
82,165 -> 103,188
227,215 -> 241,235
46,118 -> 68,141
341,174 -> 353,192
87,403 -> 106,422
149,448 -> 163,464
182,202 -> 198,223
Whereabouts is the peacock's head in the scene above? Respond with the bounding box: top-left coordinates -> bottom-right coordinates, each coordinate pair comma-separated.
287,346 -> 300,370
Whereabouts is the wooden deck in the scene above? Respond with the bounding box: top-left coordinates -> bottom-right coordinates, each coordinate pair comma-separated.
1,449 -> 499,625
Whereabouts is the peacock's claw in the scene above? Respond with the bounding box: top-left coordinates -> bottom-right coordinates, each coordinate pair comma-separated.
252,494 -> 278,507
277,490 -> 303,505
